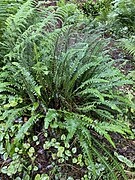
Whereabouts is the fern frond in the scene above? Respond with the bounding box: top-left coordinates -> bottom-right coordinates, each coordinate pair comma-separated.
75,78 -> 109,91
92,136 -> 128,180
13,113 -> 39,145
77,88 -> 105,102
76,104 -> 96,112
0,0 -> 26,34
91,121 -> 116,148
121,36 -> 135,60
78,131 -> 97,179
95,121 -> 131,135
4,106 -> 28,131
44,109 -> 58,129
12,62 -> 40,102
93,109 -> 115,121
91,146 -> 118,180
2,0 -> 35,52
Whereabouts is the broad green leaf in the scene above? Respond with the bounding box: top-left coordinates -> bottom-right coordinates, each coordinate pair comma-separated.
57,146 -> 65,157
34,86 -> 42,96
34,174 -> 40,180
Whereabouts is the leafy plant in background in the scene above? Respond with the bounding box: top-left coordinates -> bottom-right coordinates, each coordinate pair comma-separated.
82,0 -> 135,38
121,36 -> 135,62
82,0 -> 113,21
121,36 -> 135,85
120,36 -> 135,122
0,0 -> 27,62
107,0 -> 135,37
0,0 -> 134,179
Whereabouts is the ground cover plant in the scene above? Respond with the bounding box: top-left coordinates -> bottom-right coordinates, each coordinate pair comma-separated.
82,0 -> 135,37
0,0 -> 135,179
0,0 -> 27,61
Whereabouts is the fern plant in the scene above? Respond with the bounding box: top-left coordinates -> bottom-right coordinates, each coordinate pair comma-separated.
120,36 -> 135,114
107,0 -> 135,37
82,0 -> 113,21
121,36 -> 135,60
0,0 -> 27,63
0,0 -> 134,179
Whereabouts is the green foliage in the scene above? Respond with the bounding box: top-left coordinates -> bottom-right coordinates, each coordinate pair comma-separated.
82,0 -> 113,21
114,152 -> 135,168
120,37 -> 135,116
0,0 -> 134,179
107,0 -> 135,36
0,0 -> 26,31
0,0 -> 27,61
82,0 -> 135,37
121,36 -> 135,60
